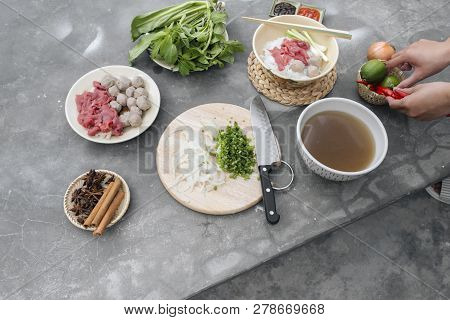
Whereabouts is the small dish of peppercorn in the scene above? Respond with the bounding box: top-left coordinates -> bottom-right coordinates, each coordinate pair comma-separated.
270,0 -> 298,16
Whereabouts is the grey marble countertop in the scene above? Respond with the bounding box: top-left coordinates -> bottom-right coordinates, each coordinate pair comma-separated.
1,0 -> 449,299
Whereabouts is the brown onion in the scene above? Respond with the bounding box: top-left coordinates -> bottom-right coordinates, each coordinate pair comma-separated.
367,42 -> 396,61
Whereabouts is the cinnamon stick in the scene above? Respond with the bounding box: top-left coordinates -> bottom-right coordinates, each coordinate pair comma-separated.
83,181 -> 114,227
93,190 -> 124,236
92,178 -> 122,227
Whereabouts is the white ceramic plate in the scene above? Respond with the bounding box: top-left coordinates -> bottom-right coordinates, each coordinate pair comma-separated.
63,170 -> 131,231
65,65 -> 160,144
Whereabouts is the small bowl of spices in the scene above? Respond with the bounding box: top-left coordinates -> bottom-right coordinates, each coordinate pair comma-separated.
270,0 -> 298,16
269,1 -> 325,23
64,169 -> 130,236
297,4 -> 325,23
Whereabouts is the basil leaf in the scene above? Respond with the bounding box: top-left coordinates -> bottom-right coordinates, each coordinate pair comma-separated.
163,43 -> 178,65
129,32 -> 159,63
213,23 -> 225,35
196,31 -> 209,43
197,56 -> 209,64
211,34 -> 225,44
211,12 -> 227,24
219,50 -> 234,64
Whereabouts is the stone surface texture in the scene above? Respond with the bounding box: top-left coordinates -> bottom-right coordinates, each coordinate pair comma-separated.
0,0 -> 449,299
194,191 -> 450,299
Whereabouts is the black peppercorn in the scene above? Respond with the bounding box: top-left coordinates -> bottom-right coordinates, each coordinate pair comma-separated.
273,2 -> 296,16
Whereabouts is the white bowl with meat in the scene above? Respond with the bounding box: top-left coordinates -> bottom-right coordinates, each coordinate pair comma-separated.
253,15 -> 339,84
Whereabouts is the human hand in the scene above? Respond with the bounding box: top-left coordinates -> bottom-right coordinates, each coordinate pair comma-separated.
386,38 -> 450,88
386,82 -> 450,121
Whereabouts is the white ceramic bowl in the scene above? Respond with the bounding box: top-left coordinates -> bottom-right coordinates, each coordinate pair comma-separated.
252,15 -> 339,84
296,98 -> 388,181
65,65 -> 160,144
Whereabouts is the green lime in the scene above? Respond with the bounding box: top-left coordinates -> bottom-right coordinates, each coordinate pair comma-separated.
360,59 -> 387,84
380,74 -> 401,88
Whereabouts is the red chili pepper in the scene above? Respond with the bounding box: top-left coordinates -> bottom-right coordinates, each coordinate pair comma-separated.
391,91 -> 402,99
374,86 -> 396,97
375,85 -> 385,95
382,87 -> 394,97
393,90 -> 408,99
357,81 -> 409,100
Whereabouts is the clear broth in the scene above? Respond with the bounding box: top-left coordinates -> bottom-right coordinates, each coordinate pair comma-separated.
301,111 -> 375,172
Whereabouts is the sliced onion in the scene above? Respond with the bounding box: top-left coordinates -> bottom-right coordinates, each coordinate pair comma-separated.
172,126 -> 226,193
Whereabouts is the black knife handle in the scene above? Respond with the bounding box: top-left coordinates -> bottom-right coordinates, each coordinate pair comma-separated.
258,165 -> 279,224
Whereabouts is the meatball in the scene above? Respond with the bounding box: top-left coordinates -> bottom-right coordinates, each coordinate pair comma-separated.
127,97 -> 137,108
108,85 -> 120,97
133,87 -> 147,98
119,111 -> 130,127
290,60 -> 305,73
116,93 -> 127,107
309,55 -> 323,67
136,96 -> 151,111
128,112 -> 143,127
116,77 -> 131,91
131,76 -> 144,88
307,66 -> 320,78
109,101 -> 122,112
129,106 -> 142,116
100,75 -> 116,88
125,86 -> 135,97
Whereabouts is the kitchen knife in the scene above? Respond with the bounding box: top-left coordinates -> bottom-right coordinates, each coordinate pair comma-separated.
250,95 -> 282,224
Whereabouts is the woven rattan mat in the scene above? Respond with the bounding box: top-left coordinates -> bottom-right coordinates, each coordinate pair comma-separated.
247,52 -> 337,106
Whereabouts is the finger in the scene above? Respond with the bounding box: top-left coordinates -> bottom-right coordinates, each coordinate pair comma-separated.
396,72 -> 423,88
416,115 -> 430,121
392,86 -> 417,94
399,62 -> 412,71
391,105 -> 408,114
386,54 -> 408,69
386,96 -> 406,110
391,48 -> 406,59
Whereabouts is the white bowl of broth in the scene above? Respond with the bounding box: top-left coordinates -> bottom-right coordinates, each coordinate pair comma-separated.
297,98 -> 388,181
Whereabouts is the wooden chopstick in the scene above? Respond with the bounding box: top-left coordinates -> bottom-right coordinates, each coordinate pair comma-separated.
242,16 -> 352,40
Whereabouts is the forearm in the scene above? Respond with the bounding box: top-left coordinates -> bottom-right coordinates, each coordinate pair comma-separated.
445,82 -> 450,109
446,38 -> 450,67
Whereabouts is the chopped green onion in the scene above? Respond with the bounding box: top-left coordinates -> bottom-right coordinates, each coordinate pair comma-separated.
215,122 -> 256,179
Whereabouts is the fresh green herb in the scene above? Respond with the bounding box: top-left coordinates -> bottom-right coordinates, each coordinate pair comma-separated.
215,122 -> 256,179
129,0 -> 244,76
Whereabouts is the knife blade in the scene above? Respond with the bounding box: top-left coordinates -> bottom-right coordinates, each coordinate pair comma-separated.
250,95 -> 281,224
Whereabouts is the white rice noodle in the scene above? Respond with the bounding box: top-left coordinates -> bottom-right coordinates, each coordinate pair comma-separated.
173,124 -> 225,193
262,37 -> 323,80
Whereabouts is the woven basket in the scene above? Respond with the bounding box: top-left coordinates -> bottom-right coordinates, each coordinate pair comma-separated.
357,67 -> 404,105
247,52 -> 337,106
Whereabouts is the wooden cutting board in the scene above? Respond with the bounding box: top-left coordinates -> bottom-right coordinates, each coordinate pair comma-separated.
156,103 -> 262,215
